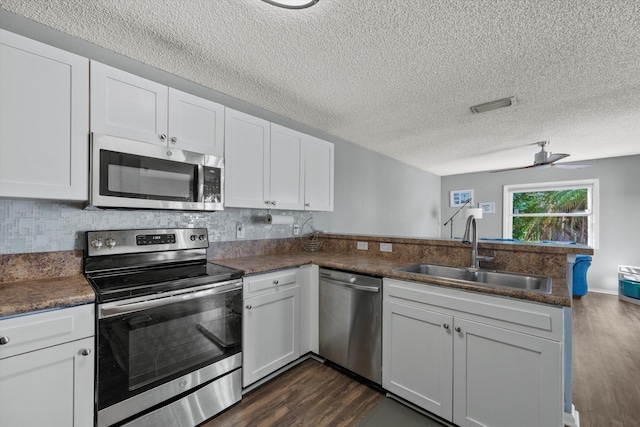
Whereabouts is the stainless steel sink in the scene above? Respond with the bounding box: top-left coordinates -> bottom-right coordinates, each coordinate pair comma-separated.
463,270 -> 552,293
393,263 -> 552,294
394,263 -> 470,280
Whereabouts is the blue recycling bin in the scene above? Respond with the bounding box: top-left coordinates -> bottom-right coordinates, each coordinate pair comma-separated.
572,255 -> 592,298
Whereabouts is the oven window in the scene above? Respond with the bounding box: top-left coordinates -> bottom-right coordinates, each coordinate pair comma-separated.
97,289 -> 241,409
100,150 -> 196,201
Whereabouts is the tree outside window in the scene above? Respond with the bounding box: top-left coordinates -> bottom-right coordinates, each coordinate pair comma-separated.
504,180 -> 599,248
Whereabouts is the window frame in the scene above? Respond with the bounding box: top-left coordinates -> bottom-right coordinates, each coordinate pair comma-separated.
503,179 -> 599,248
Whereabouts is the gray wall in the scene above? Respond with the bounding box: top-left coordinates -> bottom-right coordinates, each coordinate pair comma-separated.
0,11 -> 441,253
313,141 -> 441,238
441,155 -> 640,294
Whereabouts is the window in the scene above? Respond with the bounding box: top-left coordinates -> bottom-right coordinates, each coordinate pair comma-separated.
503,179 -> 599,248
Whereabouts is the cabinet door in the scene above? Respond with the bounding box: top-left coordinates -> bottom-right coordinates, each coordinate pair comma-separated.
168,88 -> 224,156
224,108 -> 271,208
243,285 -> 300,387
0,337 -> 94,427
382,300 -> 453,419
90,61 -> 168,145
453,319 -> 562,427
303,137 -> 334,211
270,124 -> 305,210
0,29 -> 88,200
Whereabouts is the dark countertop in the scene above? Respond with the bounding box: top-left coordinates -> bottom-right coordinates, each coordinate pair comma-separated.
0,236 -> 577,319
214,251 -> 572,307
0,275 -> 95,318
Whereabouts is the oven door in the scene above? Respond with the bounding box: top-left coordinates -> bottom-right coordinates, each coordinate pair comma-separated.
96,280 -> 242,414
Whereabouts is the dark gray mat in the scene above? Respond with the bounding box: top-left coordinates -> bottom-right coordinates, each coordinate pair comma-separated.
357,397 -> 448,427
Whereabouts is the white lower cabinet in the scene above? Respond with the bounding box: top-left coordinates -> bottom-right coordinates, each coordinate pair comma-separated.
0,305 -> 95,427
383,278 -> 563,427
242,269 -> 300,387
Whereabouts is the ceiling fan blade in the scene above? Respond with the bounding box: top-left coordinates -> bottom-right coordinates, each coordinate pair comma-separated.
551,163 -> 591,169
541,153 -> 570,164
490,164 -> 540,173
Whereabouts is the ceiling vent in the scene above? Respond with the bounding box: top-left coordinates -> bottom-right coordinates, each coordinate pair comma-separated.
470,96 -> 516,114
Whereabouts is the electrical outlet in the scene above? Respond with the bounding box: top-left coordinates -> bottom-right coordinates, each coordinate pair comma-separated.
380,243 -> 393,252
357,241 -> 368,250
236,223 -> 245,239
293,224 -> 300,236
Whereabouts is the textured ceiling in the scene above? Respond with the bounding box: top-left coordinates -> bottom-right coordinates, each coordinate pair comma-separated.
2,0 -> 639,175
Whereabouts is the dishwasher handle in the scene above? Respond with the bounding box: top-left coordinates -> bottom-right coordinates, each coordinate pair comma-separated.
320,277 -> 380,293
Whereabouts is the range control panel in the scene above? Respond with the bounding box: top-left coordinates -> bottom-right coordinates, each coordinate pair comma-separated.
136,234 -> 176,246
86,228 -> 208,256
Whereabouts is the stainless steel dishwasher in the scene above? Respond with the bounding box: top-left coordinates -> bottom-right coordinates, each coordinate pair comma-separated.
319,268 -> 382,384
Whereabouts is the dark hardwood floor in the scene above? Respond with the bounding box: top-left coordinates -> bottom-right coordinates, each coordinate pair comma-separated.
205,359 -> 384,427
203,292 -> 640,427
572,292 -> 640,427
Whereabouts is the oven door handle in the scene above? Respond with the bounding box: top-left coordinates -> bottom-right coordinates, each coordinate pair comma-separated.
100,282 -> 241,318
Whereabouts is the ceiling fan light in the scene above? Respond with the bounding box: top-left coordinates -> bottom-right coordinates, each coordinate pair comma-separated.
262,0 -> 319,9
470,96 -> 516,114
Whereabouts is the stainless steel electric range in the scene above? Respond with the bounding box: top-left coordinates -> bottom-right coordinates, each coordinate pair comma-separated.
83,228 -> 243,427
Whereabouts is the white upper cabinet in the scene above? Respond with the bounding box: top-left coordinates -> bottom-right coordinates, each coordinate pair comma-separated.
224,108 -> 271,209
270,124 -> 305,210
90,62 -> 224,156
90,61 -> 168,145
167,88 -> 224,156
303,136 -> 334,211
224,108 -> 334,211
0,29 -> 89,201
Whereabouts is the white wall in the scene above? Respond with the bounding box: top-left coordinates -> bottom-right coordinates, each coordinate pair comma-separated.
313,141 -> 441,237
441,155 -> 640,293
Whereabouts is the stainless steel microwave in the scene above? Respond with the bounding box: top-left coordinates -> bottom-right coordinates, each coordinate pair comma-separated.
89,133 -> 223,211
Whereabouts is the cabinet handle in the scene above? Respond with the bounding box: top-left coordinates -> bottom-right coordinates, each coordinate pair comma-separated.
170,136 -> 177,143
271,201 -> 276,206
443,324 -> 449,330
273,280 -> 279,285
159,134 -> 167,141
0,336 -> 10,345
455,326 -> 462,333
81,348 -> 92,356
265,201 -> 271,205
305,203 -> 310,207
246,305 -> 252,310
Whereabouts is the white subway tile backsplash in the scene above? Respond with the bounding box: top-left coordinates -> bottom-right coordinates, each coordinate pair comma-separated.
0,199 -> 309,254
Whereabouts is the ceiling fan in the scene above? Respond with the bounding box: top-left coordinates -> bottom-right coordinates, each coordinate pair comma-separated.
491,141 -> 590,173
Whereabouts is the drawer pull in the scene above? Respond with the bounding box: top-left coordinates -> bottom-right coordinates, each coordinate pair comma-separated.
273,280 -> 279,285
0,336 -> 10,345
455,326 -> 462,333
81,348 -> 92,356
246,305 -> 252,310
443,324 -> 450,330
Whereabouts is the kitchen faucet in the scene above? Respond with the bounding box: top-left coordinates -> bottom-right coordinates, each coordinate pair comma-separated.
462,214 -> 495,269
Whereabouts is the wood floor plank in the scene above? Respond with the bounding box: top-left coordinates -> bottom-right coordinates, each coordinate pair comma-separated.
205,359 -> 383,427
572,293 -> 640,427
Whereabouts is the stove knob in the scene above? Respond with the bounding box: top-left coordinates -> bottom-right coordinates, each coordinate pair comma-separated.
198,234 -> 205,241
190,235 -> 197,241
105,238 -> 117,249
90,238 -> 103,249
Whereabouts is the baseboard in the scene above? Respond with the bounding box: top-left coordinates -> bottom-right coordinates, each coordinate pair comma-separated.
564,404 -> 580,427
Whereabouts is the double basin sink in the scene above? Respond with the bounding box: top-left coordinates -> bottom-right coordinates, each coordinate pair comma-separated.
394,263 -> 552,294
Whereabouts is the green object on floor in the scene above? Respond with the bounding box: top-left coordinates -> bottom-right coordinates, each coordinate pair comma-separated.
357,398 -> 448,427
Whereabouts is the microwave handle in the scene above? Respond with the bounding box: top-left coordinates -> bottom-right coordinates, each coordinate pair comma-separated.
197,164 -> 205,203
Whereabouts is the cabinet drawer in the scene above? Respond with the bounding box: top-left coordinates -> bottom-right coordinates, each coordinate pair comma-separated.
0,304 -> 95,359
244,268 -> 298,298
